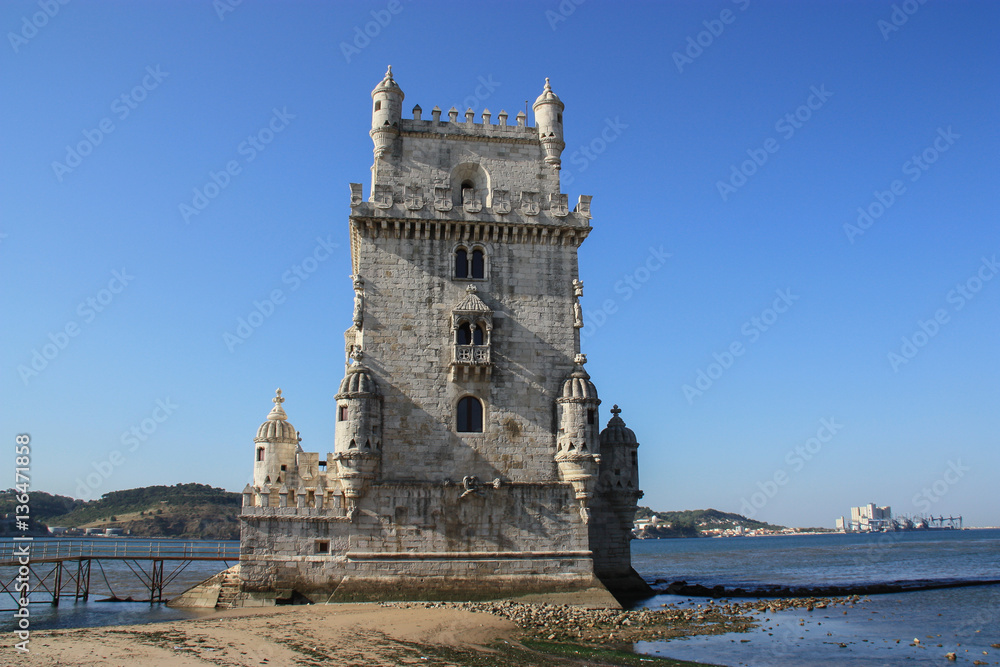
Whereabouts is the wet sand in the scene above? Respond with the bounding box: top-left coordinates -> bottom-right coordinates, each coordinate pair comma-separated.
1,603 -> 518,666
0,599 -> 749,666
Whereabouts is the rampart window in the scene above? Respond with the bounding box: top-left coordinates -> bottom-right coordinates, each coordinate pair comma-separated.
454,246 -> 486,280
471,249 -> 484,279
457,396 -> 483,433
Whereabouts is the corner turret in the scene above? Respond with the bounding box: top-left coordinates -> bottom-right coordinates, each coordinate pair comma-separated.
252,389 -> 301,503
370,66 -> 404,159
556,354 -> 601,522
599,404 -> 642,505
532,78 -> 565,168
331,349 -> 383,518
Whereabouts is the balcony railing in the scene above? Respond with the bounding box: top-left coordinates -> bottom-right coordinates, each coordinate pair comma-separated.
454,345 -> 491,365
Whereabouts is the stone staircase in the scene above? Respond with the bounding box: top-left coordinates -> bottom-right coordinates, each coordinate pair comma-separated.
215,567 -> 242,609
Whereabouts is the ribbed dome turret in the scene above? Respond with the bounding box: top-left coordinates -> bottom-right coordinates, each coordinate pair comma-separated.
371,65 -> 403,100
560,354 -> 599,402
336,362 -> 381,398
600,405 -> 637,445
255,389 -> 299,444
533,77 -> 563,109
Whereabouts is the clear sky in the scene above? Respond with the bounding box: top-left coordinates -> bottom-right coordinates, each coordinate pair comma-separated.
2,0 -> 997,528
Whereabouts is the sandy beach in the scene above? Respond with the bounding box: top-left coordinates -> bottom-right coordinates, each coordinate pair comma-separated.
2,603 -> 520,667
0,598 -> 764,666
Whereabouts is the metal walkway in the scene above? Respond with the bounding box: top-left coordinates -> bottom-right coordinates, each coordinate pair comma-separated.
0,540 -> 239,609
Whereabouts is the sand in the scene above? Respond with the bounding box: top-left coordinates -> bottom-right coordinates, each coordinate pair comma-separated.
0,604 -> 520,667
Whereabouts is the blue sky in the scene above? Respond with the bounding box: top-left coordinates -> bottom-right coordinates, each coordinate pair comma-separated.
2,0 -> 997,528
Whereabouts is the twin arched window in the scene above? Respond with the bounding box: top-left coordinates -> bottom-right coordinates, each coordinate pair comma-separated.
456,322 -> 485,345
457,396 -> 483,432
455,247 -> 485,279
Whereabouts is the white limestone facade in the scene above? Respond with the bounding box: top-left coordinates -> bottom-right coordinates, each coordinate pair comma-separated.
239,68 -> 648,603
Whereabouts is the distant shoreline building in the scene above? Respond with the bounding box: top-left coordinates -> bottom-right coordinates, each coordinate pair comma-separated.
837,503 -> 962,532
848,503 -> 892,532
237,69 -> 649,605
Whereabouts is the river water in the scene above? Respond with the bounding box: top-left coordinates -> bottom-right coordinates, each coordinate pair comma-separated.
632,529 -> 1000,666
3,530 -> 998,666
0,538 -> 236,631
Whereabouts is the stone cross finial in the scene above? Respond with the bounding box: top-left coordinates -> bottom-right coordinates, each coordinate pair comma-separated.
610,404 -> 621,417
273,389 -> 285,406
544,77 -> 551,91
574,353 -> 587,365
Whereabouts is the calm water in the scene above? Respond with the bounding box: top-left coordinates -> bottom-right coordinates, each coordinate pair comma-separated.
3,531 -> 999,667
0,538 -> 237,631
632,529 -> 1000,666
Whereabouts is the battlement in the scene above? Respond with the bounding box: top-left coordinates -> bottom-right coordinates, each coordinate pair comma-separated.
399,106 -> 537,142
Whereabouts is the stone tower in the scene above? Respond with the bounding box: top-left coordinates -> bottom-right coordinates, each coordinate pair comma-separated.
239,68 -> 649,604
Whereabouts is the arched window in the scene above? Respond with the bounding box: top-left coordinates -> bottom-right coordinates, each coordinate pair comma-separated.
457,396 -> 483,433
454,246 -> 486,280
471,249 -> 484,279
457,322 -> 472,345
455,248 -> 468,278
374,100 -> 381,111
256,447 -> 265,462
472,324 -> 484,345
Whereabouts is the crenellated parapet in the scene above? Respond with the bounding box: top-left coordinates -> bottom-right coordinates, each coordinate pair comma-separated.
348,183 -> 593,237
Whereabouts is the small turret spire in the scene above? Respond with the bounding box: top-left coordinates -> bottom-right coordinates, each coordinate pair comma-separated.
268,388 -> 288,421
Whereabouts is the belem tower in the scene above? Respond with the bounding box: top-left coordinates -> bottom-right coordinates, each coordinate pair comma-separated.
238,68 -> 649,604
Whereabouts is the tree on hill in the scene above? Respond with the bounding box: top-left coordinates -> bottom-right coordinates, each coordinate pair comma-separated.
0,490 -> 80,520
633,507 -> 787,536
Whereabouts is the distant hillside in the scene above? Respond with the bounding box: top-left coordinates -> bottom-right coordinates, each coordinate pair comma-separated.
0,489 -> 81,520
1,484 -> 241,540
634,507 -> 786,538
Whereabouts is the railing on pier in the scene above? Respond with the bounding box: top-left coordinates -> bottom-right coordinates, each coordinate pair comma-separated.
0,539 -> 239,564
0,539 -> 240,609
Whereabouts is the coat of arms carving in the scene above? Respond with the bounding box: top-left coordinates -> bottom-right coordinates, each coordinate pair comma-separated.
405,185 -> 423,211
520,191 -> 539,216
549,193 -> 568,217
463,187 -> 482,213
374,184 -> 393,209
492,189 -> 510,215
434,186 -> 453,212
